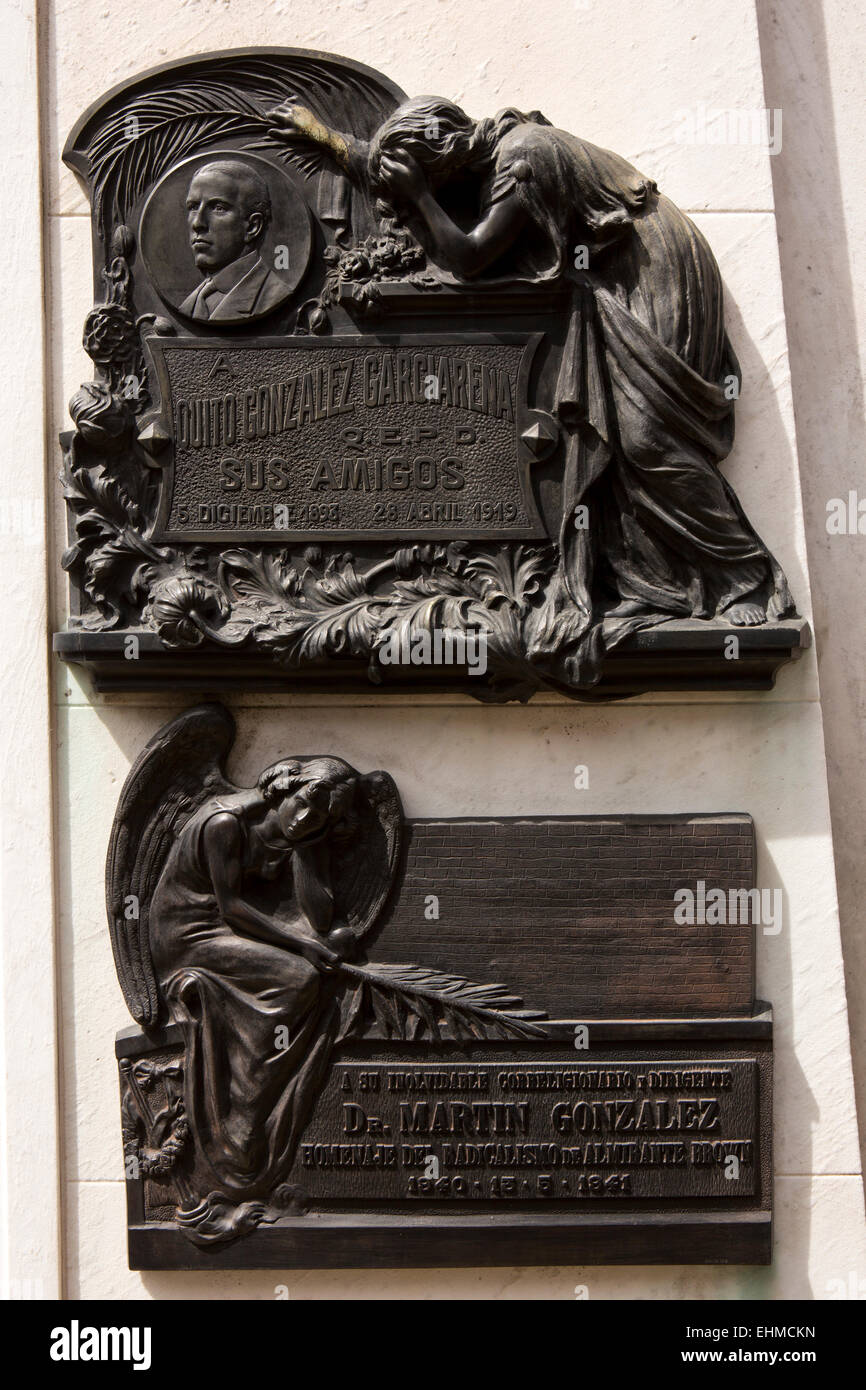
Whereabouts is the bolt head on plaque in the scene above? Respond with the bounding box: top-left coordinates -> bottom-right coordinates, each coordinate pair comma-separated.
520,410 -> 560,462
136,420 -> 170,455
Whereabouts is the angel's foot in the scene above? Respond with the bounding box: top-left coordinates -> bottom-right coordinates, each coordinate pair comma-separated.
726,601 -> 767,627
605,599 -> 645,619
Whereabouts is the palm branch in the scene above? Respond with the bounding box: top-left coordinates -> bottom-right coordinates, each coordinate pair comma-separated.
337,961 -> 547,1042
68,54 -> 403,239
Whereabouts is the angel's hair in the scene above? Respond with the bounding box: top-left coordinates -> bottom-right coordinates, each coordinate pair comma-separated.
257,757 -> 359,840
190,159 -> 273,234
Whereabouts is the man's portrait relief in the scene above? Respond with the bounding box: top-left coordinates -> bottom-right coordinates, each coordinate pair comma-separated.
180,159 -> 288,321
139,151 -> 312,325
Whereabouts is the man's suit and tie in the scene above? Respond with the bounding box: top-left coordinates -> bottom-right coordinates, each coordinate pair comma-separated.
179,250 -> 287,322
181,159 -> 288,323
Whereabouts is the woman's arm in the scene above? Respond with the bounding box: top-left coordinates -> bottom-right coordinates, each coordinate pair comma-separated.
379,153 -> 526,278
203,814 -> 339,970
266,102 -> 367,177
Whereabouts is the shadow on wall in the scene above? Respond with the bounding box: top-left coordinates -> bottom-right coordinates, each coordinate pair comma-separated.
755,0 -> 866,1201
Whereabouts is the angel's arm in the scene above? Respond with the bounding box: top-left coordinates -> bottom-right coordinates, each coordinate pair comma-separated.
202,814 -> 339,968
378,153 -> 526,278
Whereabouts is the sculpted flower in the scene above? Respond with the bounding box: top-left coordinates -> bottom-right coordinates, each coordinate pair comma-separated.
144,574 -> 229,648
339,250 -> 372,279
371,236 -> 401,269
393,544 -> 435,577
68,382 -> 131,453
82,302 -> 139,367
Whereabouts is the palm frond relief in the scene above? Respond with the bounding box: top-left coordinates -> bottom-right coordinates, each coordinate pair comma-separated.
337,961 -> 548,1043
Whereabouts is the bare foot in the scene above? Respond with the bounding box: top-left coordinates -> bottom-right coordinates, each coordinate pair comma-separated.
605,599 -> 645,618
726,601 -> 766,627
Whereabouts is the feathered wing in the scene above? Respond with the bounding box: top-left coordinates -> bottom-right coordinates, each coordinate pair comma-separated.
105,703 -> 236,1027
64,51 -> 407,239
334,770 -> 404,942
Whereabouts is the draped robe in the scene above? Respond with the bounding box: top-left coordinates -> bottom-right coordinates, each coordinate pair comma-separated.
148,801 -> 339,1226
477,113 -> 794,682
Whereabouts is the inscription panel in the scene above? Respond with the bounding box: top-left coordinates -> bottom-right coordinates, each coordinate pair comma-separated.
290,1057 -> 760,1203
150,336 -> 546,542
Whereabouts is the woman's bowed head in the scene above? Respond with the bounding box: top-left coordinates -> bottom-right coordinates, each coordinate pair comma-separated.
267,96 -> 539,279
252,757 -> 359,868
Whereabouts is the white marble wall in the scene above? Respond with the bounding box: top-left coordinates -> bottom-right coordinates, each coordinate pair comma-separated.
0,0 -> 62,1304
29,0 -> 866,1298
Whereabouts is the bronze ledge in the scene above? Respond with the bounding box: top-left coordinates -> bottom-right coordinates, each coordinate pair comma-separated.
127,1210 -> 772,1270
54,618 -> 811,700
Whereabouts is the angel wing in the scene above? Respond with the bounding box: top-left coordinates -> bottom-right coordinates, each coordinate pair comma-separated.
333,770 -> 404,942
105,703 -> 236,1028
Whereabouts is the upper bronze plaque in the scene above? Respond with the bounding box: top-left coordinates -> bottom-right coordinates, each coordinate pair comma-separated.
55,48 -> 808,699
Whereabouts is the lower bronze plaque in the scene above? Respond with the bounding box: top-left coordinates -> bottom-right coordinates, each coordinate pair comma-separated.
112,706 -> 771,1269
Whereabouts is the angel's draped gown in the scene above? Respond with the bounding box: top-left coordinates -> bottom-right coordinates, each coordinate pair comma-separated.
421,112 -> 794,680
149,799 -> 337,1201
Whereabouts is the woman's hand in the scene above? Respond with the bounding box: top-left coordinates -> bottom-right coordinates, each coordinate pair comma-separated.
379,151 -> 428,203
265,101 -> 322,142
265,101 -> 350,170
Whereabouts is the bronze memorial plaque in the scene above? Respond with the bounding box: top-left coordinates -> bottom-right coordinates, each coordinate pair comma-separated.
112,706 -> 771,1270
149,336 -> 544,542
53,46 -> 808,700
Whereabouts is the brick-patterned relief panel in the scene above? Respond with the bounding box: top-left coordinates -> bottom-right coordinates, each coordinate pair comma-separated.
372,816 -> 756,1018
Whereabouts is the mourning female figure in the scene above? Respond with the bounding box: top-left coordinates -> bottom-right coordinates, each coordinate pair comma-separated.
147,758 -> 349,1207
269,97 -> 795,682
107,705 -> 403,1244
